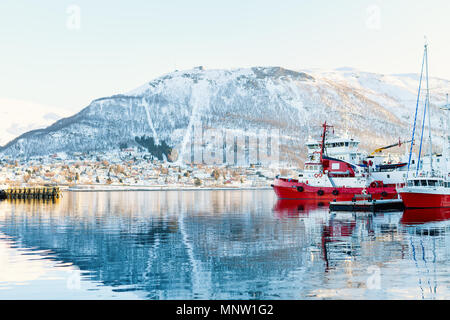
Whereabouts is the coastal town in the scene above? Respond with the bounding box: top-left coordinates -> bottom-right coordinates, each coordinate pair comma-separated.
0,147 -> 286,190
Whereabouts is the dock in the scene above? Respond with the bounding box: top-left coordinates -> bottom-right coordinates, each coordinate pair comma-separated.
329,199 -> 404,212
1,187 -> 61,200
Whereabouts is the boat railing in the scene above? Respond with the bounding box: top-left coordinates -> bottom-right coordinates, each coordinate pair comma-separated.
409,170 -> 446,179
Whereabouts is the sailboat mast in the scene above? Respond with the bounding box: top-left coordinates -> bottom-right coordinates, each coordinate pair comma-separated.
407,45 -> 426,178
424,43 -> 433,173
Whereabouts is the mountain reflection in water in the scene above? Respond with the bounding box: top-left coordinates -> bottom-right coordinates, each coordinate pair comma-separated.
0,190 -> 449,299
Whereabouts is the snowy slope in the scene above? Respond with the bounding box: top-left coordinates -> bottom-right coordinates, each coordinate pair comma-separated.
1,66 -> 448,165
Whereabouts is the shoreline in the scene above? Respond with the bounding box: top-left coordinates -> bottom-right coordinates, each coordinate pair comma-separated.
65,185 -> 272,192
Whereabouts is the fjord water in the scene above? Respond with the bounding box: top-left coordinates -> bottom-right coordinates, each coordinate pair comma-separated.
0,190 -> 450,299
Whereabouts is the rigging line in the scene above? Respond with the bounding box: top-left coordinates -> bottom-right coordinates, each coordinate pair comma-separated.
407,47 -> 426,176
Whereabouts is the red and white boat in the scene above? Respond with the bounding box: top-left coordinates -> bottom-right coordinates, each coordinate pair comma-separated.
398,43 -> 450,209
398,176 -> 450,208
272,122 -> 405,200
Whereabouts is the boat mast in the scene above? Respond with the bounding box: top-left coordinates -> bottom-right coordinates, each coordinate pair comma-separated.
319,122 -> 333,160
424,43 -> 433,174
319,122 -> 333,173
320,122 -> 327,162
407,45 -> 426,178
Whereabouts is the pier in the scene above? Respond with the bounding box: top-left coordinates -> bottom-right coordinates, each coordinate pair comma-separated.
1,187 -> 61,200
329,198 -> 404,212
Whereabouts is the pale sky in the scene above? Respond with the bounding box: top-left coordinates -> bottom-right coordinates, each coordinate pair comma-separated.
1,0 -> 449,113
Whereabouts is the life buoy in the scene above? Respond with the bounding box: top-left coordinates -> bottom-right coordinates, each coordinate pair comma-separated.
314,173 -> 323,178
297,186 -> 304,192
370,182 -> 377,188
332,189 -> 339,196
317,190 -> 324,196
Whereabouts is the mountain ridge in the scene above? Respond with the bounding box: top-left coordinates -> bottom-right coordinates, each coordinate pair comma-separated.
1,66 -> 448,165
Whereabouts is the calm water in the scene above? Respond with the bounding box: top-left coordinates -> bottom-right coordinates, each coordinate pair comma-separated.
0,190 -> 450,300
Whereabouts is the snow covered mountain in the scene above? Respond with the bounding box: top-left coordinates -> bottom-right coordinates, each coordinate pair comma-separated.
1,66 -> 448,165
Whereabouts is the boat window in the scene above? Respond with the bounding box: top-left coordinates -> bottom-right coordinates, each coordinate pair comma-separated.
428,180 -> 437,187
420,180 -> 427,186
414,180 -> 420,186
408,181 -> 414,186
345,142 -> 349,146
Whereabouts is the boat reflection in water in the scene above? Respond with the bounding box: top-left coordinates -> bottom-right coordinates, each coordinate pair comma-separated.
401,208 -> 450,225
1,191 -> 450,299
273,199 -> 328,218
274,198 -> 450,299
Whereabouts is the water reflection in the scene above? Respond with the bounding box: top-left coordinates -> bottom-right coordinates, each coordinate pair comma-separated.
401,208 -> 450,226
0,191 -> 450,299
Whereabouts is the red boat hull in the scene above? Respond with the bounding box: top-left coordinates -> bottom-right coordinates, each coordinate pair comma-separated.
399,192 -> 450,209
272,178 -> 398,201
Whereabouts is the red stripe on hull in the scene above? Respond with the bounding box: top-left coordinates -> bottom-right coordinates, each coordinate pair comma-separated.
399,192 -> 450,208
272,178 -> 397,201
